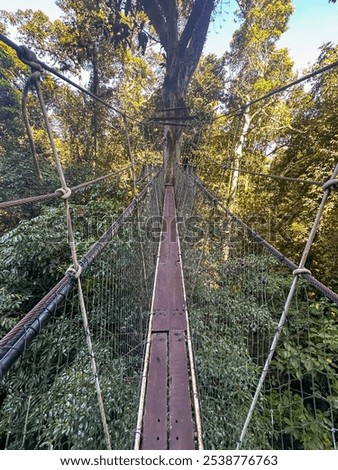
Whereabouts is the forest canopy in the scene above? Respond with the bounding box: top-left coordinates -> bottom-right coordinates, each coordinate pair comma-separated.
0,0 -> 337,451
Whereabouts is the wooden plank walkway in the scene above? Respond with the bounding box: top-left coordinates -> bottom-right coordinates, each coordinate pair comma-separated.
141,185 -> 195,450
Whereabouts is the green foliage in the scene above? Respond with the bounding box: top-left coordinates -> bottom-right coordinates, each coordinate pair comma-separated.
267,44 -> 338,289
270,299 -> 338,449
0,0 -> 337,452
0,188 -> 153,449
187,54 -> 225,117
227,0 -> 294,104
0,178 -> 129,322
180,195 -> 338,450
181,212 -> 286,447
0,41 -> 27,175
0,206 -> 69,320
0,323 -> 142,449
193,0 -> 296,216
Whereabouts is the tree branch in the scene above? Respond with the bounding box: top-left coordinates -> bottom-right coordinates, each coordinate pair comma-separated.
179,0 -> 212,54
187,0 -> 215,59
138,0 -> 169,49
181,0 -> 215,87
161,0 -> 178,49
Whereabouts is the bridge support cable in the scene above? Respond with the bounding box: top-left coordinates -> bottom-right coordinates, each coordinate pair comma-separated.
0,34 -> 140,125
134,185 -> 202,450
0,171 -> 164,449
0,174 -> 160,379
179,165 -> 338,450
188,170 -> 338,306
216,56 -> 338,122
236,163 -> 338,449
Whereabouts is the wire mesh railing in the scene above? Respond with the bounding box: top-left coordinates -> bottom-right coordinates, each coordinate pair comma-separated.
175,167 -> 338,450
0,170 -> 165,450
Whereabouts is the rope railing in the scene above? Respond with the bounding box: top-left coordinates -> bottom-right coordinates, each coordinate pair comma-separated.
175,166 -> 338,450
0,171 -> 161,380
0,166 -> 132,209
183,166 -> 338,449
236,163 -> 338,449
0,34 -> 140,124
197,156 -> 324,187
187,169 -> 338,306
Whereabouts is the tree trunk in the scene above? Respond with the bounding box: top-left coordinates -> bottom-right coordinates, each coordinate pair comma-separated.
228,106 -> 251,206
139,0 -> 216,184
162,71 -> 186,184
91,45 -> 99,169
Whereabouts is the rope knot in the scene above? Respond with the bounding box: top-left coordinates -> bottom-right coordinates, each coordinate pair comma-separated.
17,45 -> 42,71
66,264 -> 82,279
27,70 -> 42,86
322,178 -> 338,192
55,187 -> 72,200
293,267 -> 311,277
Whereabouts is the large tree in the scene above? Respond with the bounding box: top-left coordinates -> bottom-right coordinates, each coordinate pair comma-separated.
3,1 -> 220,180
135,0 -> 219,182
223,0 -> 294,204
267,43 -> 338,288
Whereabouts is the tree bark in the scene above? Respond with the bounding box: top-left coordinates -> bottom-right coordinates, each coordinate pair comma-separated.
228,106 -> 251,206
139,0 -> 216,183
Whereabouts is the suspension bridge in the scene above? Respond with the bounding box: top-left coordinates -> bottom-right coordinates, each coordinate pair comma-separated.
0,34 -> 337,451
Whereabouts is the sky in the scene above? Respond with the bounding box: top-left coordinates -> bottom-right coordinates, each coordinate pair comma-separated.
2,0 -> 338,71
204,0 -> 338,70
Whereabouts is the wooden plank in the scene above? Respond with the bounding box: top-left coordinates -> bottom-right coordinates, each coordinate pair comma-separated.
152,185 -> 186,331
162,185 -> 176,218
158,224 -> 179,261
141,185 -> 196,450
152,262 -> 186,331
142,332 -> 168,450
169,330 -> 195,450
